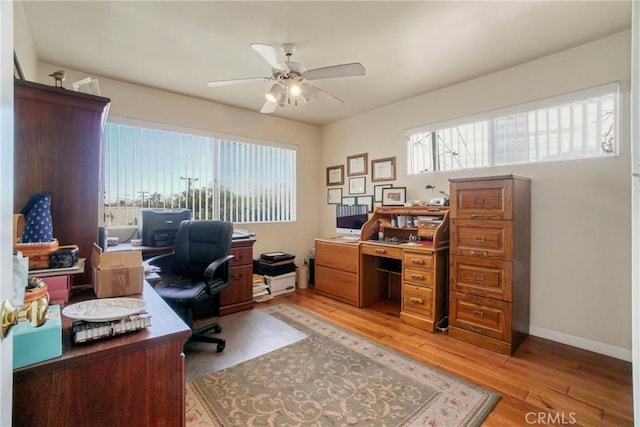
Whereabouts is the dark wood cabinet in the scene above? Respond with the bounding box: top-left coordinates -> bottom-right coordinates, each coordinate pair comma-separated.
14,80 -> 110,286
218,238 -> 256,315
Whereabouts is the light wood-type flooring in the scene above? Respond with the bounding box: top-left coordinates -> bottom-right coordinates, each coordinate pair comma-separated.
250,288 -> 633,426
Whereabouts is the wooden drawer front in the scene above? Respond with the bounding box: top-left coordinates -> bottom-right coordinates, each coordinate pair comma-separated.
451,219 -> 513,259
450,291 -> 511,341
402,284 -> 434,319
404,267 -> 434,287
316,241 -> 359,273
403,252 -> 433,270
315,265 -> 358,303
221,264 -> 253,306
230,246 -> 252,266
451,179 -> 513,220
450,256 -> 512,301
361,243 -> 403,259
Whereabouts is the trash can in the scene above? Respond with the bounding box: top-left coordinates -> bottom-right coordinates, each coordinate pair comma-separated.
297,265 -> 309,289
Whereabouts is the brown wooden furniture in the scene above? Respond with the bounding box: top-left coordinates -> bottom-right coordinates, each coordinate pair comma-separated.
314,239 -> 360,306
315,206 -> 450,332
13,282 -> 191,427
360,206 -> 450,332
448,175 -> 531,355
218,238 -> 256,315
14,80 -> 110,286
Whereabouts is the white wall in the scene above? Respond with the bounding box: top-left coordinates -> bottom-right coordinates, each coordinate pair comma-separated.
321,30 -> 632,359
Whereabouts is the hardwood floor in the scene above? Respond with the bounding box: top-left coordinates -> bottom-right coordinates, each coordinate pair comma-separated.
259,288 -> 633,426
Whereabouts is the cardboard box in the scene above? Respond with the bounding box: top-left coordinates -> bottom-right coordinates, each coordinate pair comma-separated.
14,305 -> 62,369
91,244 -> 143,298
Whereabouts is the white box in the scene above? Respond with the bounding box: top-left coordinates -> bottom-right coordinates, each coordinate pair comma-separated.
265,272 -> 296,296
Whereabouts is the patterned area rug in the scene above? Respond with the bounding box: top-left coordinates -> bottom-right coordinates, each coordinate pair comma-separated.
186,304 -> 499,426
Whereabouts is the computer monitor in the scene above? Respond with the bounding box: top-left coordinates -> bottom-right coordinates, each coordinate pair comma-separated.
140,208 -> 191,247
336,204 -> 368,238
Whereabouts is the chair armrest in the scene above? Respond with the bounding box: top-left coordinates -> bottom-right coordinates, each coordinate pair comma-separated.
145,252 -> 174,272
203,254 -> 235,283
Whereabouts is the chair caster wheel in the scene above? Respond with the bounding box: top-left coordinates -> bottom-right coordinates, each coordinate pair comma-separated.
216,342 -> 225,353
213,324 -> 222,334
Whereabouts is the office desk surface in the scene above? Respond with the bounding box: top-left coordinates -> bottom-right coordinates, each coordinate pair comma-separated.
13,282 -> 191,426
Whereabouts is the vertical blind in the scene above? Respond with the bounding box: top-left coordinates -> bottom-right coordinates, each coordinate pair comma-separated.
104,123 -> 296,226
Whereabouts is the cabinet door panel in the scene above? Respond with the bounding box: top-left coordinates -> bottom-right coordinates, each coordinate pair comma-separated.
316,241 -> 359,272
315,265 -> 358,305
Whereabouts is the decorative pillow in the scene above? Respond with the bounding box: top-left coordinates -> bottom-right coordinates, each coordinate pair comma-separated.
20,193 -> 53,243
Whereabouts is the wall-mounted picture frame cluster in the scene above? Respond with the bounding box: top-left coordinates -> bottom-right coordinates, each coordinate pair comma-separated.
326,153 -> 398,209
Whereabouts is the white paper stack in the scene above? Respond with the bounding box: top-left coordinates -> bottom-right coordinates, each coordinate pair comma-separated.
253,274 -> 272,302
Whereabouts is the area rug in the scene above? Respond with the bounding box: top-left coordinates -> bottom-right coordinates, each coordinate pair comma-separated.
186,304 -> 499,426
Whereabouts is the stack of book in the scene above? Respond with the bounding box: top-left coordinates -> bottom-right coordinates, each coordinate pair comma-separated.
72,312 -> 152,344
252,274 -> 272,303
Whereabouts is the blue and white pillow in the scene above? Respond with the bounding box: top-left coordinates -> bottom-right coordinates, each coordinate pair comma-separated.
20,193 -> 53,243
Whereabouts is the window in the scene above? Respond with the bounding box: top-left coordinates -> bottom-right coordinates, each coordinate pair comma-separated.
104,122 -> 296,226
407,83 -> 619,174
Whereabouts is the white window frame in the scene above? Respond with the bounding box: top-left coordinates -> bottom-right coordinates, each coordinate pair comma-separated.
406,82 -> 620,174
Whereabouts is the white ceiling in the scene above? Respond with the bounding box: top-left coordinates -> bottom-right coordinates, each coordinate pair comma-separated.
20,1 -> 631,126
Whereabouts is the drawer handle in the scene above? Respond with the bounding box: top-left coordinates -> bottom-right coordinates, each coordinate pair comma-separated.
410,274 -> 425,280
472,273 -> 485,281
469,288 -> 487,296
410,259 -> 424,265
468,250 -> 488,257
473,235 -> 485,242
474,197 -> 485,204
409,297 -> 424,305
374,249 -> 386,254
469,326 -> 485,334
470,214 -> 486,219
472,310 -> 484,319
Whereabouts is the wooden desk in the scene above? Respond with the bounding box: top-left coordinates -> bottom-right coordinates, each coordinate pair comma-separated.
13,282 -> 191,427
105,242 -> 173,259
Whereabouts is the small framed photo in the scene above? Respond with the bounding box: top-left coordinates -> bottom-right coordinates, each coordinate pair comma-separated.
349,176 -> 366,195
347,153 -> 368,176
374,184 -> 392,202
326,165 -> 344,186
327,188 -> 342,204
371,156 -> 396,182
342,196 -> 356,206
381,187 -> 406,206
356,195 -> 373,213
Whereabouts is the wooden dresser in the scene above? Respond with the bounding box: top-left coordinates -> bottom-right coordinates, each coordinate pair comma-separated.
448,175 -> 531,354
218,238 -> 256,315
315,239 -> 360,306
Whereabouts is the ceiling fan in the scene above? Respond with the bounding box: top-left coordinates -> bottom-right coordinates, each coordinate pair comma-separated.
207,43 -> 366,114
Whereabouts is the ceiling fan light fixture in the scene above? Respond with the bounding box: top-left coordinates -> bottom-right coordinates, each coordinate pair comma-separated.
288,81 -> 302,97
265,84 -> 283,103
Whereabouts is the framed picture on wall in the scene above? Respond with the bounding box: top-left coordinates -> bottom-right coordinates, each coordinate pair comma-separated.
374,184 -> 392,202
341,196 -> 356,206
356,195 -> 373,213
347,153 -> 368,176
371,157 -> 396,182
327,188 -> 342,204
349,176 -> 366,195
381,187 -> 406,206
326,165 -> 344,186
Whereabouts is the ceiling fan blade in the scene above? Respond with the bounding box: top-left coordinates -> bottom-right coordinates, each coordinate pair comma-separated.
301,83 -> 344,104
260,100 -> 278,114
207,77 -> 270,87
304,63 -> 365,81
251,43 -> 290,72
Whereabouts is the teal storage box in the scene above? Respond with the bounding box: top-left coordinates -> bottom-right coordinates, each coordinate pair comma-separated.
13,304 -> 62,369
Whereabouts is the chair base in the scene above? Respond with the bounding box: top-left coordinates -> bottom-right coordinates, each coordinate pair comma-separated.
191,322 -> 225,352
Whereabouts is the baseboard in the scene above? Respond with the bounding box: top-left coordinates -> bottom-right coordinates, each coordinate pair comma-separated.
529,325 -> 631,362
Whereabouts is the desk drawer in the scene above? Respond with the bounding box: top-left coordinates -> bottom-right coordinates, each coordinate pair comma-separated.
450,255 -> 512,301
315,265 -> 358,305
450,179 -> 513,220
403,267 -> 434,287
402,284 -> 434,319
403,252 -> 433,270
316,241 -> 359,273
449,291 -> 511,342
361,244 -> 402,259
230,246 -> 253,266
451,219 -> 512,259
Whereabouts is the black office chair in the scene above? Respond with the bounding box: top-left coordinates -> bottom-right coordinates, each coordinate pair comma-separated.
146,220 -> 234,352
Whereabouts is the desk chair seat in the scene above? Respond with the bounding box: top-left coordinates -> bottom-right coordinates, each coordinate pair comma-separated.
147,220 -> 234,353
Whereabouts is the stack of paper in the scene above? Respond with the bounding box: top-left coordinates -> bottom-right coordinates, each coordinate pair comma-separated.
252,274 -> 272,302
